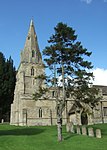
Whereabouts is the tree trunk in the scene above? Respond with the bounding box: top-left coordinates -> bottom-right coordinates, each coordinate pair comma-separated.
62,63 -> 65,104
53,63 -> 63,142
57,115 -> 63,142
57,121 -> 62,141
57,61 -> 65,142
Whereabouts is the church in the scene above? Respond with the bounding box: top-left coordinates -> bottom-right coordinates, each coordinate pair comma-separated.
10,20 -> 107,126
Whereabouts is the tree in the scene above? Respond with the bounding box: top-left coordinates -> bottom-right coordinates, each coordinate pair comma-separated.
4,56 -> 16,120
43,22 -> 95,141
68,71 -> 101,125
0,52 -> 16,122
0,52 -> 6,121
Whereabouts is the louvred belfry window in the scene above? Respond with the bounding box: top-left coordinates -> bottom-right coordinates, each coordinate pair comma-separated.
39,108 -> 42,118
103,107 -> 107,116
32,50 -> 35,57
31,67 -> 34,76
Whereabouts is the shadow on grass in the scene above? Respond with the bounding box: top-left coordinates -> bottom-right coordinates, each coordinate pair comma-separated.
64,133 -> 77,140
0,127 -> 45,136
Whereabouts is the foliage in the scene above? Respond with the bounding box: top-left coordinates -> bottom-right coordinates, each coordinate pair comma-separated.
68,70 -> 102,115
33,86 -> 48,100
0,52 -> 16,122
43,22 -> 94,101
34,22 -> 100,141
72,85 -> 101,115
43,22 -> 93,78
33,74 -> 48,100
42,22 -> 96,141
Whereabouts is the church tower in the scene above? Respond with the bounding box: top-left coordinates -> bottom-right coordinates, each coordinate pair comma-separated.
10,20 -> 45,126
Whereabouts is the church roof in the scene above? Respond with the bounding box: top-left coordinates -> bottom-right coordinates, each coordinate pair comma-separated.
94,85 -> 107,95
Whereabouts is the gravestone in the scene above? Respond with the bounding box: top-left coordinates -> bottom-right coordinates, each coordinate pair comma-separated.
1,119 -> 4,124
70,122 -> 75,133
66,122 -> 75,133
96,129 -> 101,138
82,126 -> 87,135
66,123 -> 70,132
88,127 -> 94,137
76,125 -> 81,134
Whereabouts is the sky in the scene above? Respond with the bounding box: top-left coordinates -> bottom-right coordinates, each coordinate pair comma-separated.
0,0 -> 107,85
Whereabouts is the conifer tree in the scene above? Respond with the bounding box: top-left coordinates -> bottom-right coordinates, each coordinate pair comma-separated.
0,52 -> 16,122
43,22 -> 97,141
0,52 -> 6,121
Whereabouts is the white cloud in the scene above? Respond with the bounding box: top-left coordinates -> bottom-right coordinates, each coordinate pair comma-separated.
81,0 -> 107,4
92,68 -> 107,86
57,68 -> 107,86
81,0 -> 93,4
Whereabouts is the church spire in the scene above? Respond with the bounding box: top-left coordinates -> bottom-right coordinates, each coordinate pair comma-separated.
21,20 -> 42,64
27,19 -> 37,39
30,19 -> 33,26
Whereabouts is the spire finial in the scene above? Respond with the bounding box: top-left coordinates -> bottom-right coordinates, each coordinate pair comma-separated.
30,19 -> 34,26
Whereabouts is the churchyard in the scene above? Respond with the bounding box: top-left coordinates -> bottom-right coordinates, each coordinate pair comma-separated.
0,123 -> 107,150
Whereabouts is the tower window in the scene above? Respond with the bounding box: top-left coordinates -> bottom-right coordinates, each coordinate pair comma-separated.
66,92 -> 70,98
32,50 -> 35,57
103,107 -> 107,116
52,91 -> 55,98
31,67 -> 34,76
39,108 -> 42,118
28,36 -> 30,40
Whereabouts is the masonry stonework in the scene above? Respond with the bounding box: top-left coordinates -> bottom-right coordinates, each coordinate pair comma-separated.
10,20 -> 107,126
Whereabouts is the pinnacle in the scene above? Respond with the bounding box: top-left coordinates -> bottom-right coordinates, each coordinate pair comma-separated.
30,19 -> 34,26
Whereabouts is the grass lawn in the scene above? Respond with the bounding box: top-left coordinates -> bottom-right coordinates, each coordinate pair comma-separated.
0,123 -> 107,150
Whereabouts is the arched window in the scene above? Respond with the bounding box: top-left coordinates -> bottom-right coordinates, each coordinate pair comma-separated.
31,67 -> 34,76
52,91 -> 55,98
39,108 -> 42,118
32,50 -> 35,57
66,92 -> 70,98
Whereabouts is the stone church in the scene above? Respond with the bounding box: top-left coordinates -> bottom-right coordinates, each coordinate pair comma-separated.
10,20 -> 107,126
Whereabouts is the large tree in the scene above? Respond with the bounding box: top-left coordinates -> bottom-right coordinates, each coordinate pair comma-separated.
42,22 -> 97,141
0,52 -> 16,122
34,22 -> 100,141
0,52 -> 6,121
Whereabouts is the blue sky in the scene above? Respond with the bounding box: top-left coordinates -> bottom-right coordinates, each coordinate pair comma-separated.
0,0 -> 107,85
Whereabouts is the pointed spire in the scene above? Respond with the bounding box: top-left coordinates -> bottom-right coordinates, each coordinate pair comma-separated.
30,19 -> 34,26
27,19 -> 37,39
21,20 -> 42,64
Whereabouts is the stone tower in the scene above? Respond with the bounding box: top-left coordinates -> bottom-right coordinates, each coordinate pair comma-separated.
10,20 -> 45,126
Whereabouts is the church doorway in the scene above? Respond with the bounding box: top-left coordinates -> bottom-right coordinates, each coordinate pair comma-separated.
81,112 -> 88,125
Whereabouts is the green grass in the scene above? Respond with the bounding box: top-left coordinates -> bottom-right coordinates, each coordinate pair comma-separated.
0,124 -> 107,150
